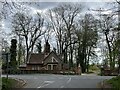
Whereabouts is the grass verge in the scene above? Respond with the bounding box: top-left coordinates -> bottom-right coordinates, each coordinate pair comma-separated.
2,77 -> 17,90
107,76 -> 120,89
1,77 -> 24,90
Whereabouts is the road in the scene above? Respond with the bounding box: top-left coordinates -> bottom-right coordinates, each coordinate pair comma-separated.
2,74 -> 114,88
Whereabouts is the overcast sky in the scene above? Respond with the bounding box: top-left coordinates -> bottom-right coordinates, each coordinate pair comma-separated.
2,1 -> 117,37
2,1 -> 117,43
3,1 -> 115,31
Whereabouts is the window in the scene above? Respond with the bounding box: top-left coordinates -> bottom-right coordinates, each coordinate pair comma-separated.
48,65 -> 51,70
32,66 -> 38,70
35,66 -> 37,70
38,66 -> 40,70
32,66 -> 34,70
53,65 -> 57,70
47,64 -> 57,70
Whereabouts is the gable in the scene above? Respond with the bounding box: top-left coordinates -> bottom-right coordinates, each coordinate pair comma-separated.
43,51 -> 62,65
51,57 -> 57,62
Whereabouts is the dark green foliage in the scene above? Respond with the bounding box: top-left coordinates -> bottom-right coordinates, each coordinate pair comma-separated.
2,77 -> 16,90
76,14 -> 98,73
107,76 -> 120,89
9,39 -> 17,70
18,43 -> 22,65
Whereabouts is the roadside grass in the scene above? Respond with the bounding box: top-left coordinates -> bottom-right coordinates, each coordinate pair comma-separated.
1,77 -> 17,90
2,77 -> 16,90
107,76 -> 120,89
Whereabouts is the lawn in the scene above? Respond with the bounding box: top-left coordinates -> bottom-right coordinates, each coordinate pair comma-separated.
107,76 -> 120,89
2,77 -> 16,90
1,77 -> 22,90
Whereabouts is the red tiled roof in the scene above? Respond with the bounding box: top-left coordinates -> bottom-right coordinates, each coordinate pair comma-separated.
28,53 -> 44,64
28,51 -> 62,65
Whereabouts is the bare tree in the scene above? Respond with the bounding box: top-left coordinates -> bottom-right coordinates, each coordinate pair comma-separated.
12,12 -> 45,63
89,1 -> 119,73
48,3 -> 82,69
98,10 -> 118,70
0,1 -> 40,19
47,9 -> 65,54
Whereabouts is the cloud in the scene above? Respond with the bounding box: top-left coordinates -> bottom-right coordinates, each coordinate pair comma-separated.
24,2 -> 58,10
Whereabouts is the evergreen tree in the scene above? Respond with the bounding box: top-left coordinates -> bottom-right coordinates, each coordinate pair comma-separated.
9,39 -> 17,69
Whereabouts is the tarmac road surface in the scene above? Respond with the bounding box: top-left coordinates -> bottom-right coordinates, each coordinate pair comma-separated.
1,74 -> 114,88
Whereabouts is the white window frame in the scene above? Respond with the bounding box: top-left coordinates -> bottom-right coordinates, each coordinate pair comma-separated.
47,64 -> 58,70
32,66 -> 34,70
38,66 -> 40,70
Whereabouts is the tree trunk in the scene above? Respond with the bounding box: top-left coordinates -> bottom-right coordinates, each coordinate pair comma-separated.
105,32 -> 114,70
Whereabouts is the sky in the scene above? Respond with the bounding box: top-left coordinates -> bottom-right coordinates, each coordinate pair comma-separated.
2,1 -> 116,44
2,1 -> 116,33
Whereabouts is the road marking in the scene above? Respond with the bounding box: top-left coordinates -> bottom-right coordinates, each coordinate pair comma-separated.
42,83 -> 50,87
67,77 -> 71,84
37,81 -> 55,88
44,81 -> 54,83
37,86 -> 42,88
37,83 -> 50,88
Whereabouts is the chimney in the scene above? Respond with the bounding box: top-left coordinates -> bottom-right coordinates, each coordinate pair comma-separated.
44,40 -> 50,57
